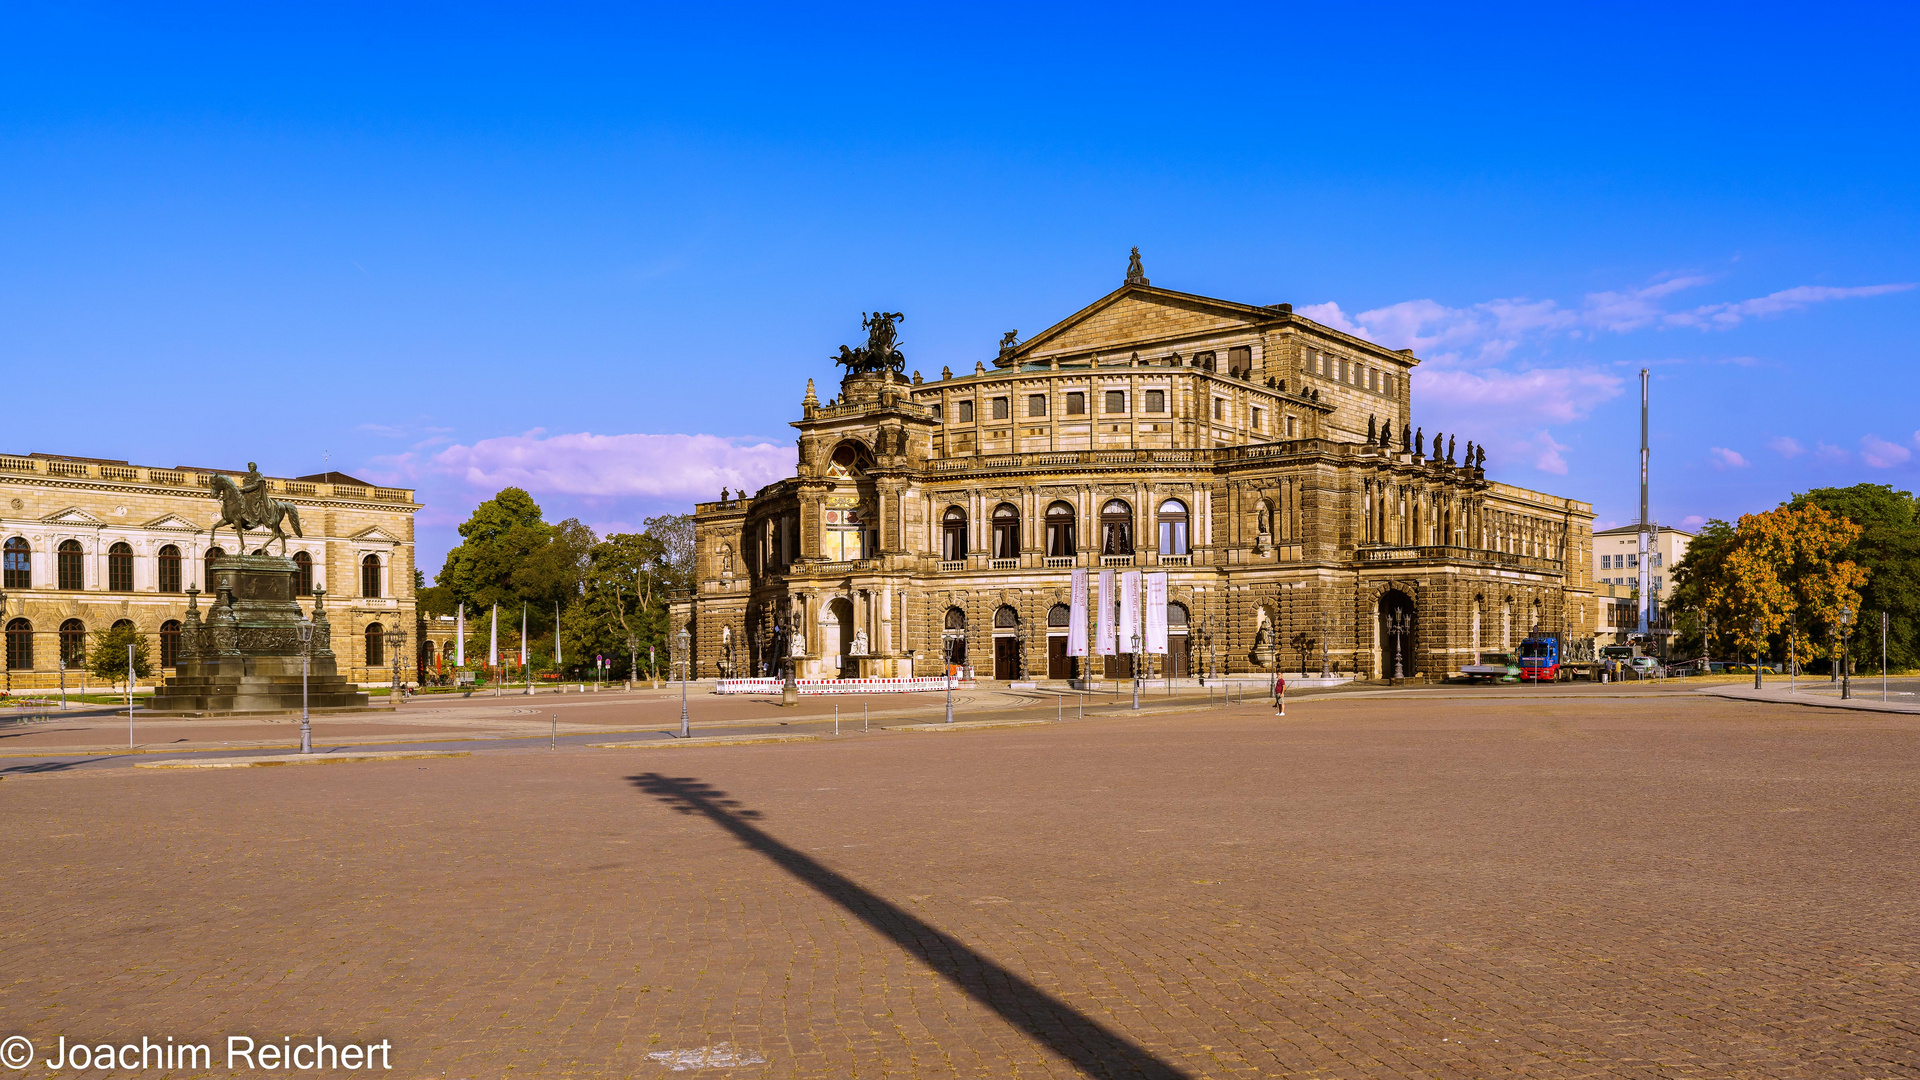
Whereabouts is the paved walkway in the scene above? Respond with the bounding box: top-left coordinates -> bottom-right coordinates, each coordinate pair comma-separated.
3,694 -> 1915,1078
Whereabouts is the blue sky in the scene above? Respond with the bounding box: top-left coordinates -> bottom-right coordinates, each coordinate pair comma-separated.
4,3 -> 1916,576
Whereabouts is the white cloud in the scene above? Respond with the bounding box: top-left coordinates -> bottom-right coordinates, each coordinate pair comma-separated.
1815,441 -> 1850,464
1768,436 -> 1804,458
1667,283 -> 1915,329
429,430 -> 793,500
1859,434 -> 1912,469
1681,515 -> 1707,528
1708,447 -> 1749,469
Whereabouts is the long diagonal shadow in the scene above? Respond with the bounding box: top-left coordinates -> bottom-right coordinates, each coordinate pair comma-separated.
629,773 -> 1191,1080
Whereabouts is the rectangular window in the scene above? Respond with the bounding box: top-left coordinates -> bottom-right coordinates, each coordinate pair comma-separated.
1066,392 -> 1086,415
1105,390 -> 1125,414
1368,368 -> 1378,391
1601,554 -> 1611,569
1028,394 -> 1047,417
1213,398 -> 1225,420
931,404 -> 943,422
1253,407 -> 1265,431
1285,415 -> 1296,437
1627,553 -> 1638,568
1195,351 -> 1216,371
958,400 -> 974,423
1145,390 -> 1165,413
1653,552 -> 1662,567
1338,358 -> 1348,383
1228,345 -> 1252,377
1654,577 -> 1663,592
992,397 -> 1009,420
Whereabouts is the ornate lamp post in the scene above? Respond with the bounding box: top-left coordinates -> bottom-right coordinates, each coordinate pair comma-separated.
297,615 -> 313,754
1752,616 -> 1764,690
385,626 -> 407,703
676,627 -> 691,737
1317,612 -> 1334,679
1130,630 -> 1142,711
942,635 -> 956,724
626,633 -> 638,692
1387,608 -> 1411,680
1838,606 -> 1854,700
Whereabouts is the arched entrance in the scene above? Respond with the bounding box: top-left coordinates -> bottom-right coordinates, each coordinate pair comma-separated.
825,597 -> 854,677
992,605 -> 1021,680
1377,589 -> 1416,680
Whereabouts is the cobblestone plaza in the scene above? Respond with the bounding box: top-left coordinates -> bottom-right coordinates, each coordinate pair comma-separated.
3,695 -> 1914,1078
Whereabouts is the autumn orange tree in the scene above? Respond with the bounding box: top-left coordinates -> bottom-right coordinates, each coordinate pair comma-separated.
1707,503 -> 1868,663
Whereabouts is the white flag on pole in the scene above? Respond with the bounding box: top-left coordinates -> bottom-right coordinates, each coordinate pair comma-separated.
520,605 -> 528,667
1068,568 -> 1089,657
489,604 -> 498,667
1145,572 -> 1168,654
456,603 -> 465,666
1096,569 -> 1116,656
1119,570 -> 1141,652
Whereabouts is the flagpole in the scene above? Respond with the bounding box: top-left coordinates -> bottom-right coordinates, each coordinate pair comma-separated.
522,604 -> 531,695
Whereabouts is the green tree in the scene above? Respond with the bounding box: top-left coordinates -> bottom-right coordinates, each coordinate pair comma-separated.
1791,484 -> 1920,672
1669,518 -> 1734,658
87,623 -> 152,692
435,489 -> 600,671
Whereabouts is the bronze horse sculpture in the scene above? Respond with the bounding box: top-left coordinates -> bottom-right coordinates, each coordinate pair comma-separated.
209,472 -> 305,554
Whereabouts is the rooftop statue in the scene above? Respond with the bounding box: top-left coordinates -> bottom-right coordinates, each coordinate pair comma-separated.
834,311 -> 907,376
209,462 -> 305,554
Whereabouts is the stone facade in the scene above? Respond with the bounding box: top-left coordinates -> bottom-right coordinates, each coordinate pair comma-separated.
0,454 -> 418,689
676,270 -> 1596,683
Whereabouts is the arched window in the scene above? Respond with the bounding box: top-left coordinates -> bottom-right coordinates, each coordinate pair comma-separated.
108,542 -> 134,592
365,622 -> 385,667
160,619 -> 182,668
59,618 -> 86,666
1047,603 -> 1071,627
1100,499 -> 1133,556
292,550 -> 313,596
2,537 -> 28,589
941,506 -> 969,561
1168,602 -> 1190,628
942,607 -> 967,664
4,618 -> 31,670
1045,501 -> 1076,558
361,554 -> 382,598
157,545 -> 182,593
945,607 -> 967,631
57,539 -> 84,590
1157,499 -> 1190,556
994,605 -> 1019,628
992,503 -> 1020,559
204,547 -> 225,593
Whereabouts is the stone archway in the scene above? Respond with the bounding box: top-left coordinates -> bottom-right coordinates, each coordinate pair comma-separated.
825,597 -> 854,677
1377,588 -> 1416,680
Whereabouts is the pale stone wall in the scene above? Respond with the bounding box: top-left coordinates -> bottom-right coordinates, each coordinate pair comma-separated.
0,455 -> 418,688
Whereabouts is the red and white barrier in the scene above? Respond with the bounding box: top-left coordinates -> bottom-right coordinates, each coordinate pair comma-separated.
713,676 -> 973,696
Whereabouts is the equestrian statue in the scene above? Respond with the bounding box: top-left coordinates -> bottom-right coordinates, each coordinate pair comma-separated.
209,462 -> 305,554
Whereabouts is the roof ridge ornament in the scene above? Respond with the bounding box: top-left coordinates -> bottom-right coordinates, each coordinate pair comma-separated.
1125,246 -> 1149,285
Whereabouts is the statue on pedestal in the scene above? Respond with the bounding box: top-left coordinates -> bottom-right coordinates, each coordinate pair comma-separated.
209,463 -> 306,554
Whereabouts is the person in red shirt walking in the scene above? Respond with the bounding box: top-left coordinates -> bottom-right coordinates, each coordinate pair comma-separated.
1273,672 -> 1286,716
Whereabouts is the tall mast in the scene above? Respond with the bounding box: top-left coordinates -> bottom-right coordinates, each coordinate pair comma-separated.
1637,368 -> 1652,638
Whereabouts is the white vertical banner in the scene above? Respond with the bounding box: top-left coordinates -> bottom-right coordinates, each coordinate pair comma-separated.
489,604 -> 498,667
1145,572 -> 1168,654
1096,569 -> 1116,655
456,603 -> 465,666
1119,570 -> 1141,653
1069,568 -> 1089,657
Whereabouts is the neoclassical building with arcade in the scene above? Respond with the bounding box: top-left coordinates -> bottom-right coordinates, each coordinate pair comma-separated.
677,254 -> 1596,683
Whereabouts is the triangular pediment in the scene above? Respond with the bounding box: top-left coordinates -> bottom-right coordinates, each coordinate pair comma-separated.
1012,284 -> 1281,362
140,513 -> 204,532
349,525 -> 403,544
40,506 -> 103,525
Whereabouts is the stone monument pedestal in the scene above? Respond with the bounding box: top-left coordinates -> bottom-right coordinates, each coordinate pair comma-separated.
147,554 -> 378,717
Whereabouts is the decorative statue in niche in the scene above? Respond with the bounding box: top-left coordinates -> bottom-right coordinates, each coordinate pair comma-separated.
850,629 -> 869,657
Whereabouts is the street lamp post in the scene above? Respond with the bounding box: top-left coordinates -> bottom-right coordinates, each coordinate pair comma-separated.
1752,616 -> 1764,690
943,636 -> 955,724
1130,631 -> 1142,711
1387,608 -> 1410,681
385,626 -> 407,704
1839,605 -> 1854,700
676,627 -> 691,737
297,615 -> 313,754
1318,612 -> 1333,679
